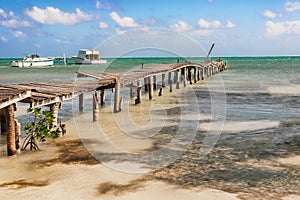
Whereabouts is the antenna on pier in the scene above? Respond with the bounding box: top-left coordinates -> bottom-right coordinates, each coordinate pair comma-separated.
205,43 -> 215,63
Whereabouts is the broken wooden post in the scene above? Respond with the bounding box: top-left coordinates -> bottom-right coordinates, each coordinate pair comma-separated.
6,104 -> 16,156
148,76 -> 153,100
92,91 -> 99,121
159,88 -> 163,96
162,74 -> 166,87
100,89 -> 106,106
114,80 -> 121,113
50,102 -> 60,127
79,93 -> 84,112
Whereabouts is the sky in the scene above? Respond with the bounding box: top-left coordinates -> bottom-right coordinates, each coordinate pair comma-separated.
0,0 -> 300,57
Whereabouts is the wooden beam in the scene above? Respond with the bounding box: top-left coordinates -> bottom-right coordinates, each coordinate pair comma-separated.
0,90 -> 31,110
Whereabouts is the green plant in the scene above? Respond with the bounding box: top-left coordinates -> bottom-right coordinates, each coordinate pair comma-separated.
22,107 -> 59,151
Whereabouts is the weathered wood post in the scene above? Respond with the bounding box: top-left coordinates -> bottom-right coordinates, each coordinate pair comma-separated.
92,91 -> 99,121
180,68 -> 184,82
135,80 -> 142,104
129,82 -> 135,98
114,80 -> 121,113
144,77 -> 148,92
169,80 -> 173,92
175,70 -> 180,89
15,119 -> 21,151
183,67 -> 187,87
50,102 -> 60,127
168,72 -> 172,85
6,104 -> 16,156
79,93 -> 84,112
197,68 -> 200,81
136,80 -> 142,104
201,68 -> 204,80
188,68 -> 192,84
194,67 -> 197,83
153,75 -> 157,90
162,74 -> 166,87
148,76 -> 153,100
100,89 -> 106,106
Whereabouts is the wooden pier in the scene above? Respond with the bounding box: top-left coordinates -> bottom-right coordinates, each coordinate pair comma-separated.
0,59 -> 226,156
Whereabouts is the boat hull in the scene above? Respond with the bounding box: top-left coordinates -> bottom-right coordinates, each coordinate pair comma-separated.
11,58 -> 54,68
72,49 -> 107,64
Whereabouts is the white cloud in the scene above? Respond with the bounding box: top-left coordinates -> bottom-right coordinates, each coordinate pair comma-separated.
265,20 -> 300,37
208,0 -> 213,3
1,36 -> 7,43
198,18 -> 222,29
0,8 -> 31,28
226,20 -> 237,28
10,30 -> 26,38
170,20 -> 192,32
109,12 -> 138,27
263,10 -> 277,19
25,6 -> 92,25
99,21 -> 108,29
115,28 -> 126,35
96,0 -> 111,10
285,1 -> 300,12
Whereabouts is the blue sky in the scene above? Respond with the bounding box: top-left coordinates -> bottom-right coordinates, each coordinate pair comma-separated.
0,0 -> 300,57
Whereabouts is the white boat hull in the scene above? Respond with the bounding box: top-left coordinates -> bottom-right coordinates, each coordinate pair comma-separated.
72,49 -> 107,65
11,56 -> 54,68
72,57 -> 107,64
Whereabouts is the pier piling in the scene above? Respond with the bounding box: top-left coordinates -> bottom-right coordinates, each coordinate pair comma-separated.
6,104 -> 16,156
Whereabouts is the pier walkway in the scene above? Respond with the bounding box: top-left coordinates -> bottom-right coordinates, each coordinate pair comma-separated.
0,60 -> 226,156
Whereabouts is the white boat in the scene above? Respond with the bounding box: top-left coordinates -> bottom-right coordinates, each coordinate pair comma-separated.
11,54 -> 54,67
72,49 -> 107,64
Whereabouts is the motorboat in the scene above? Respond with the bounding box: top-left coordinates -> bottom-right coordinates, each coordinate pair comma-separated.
72,49 -> 107,64
11,54 -> 54,67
